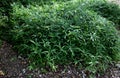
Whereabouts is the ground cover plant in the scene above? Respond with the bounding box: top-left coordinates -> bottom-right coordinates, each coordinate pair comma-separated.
10,0 -> 120,74
0,0 -> 120,77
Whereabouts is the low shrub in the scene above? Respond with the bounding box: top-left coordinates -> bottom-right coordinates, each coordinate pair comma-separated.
9,1 -> 120,75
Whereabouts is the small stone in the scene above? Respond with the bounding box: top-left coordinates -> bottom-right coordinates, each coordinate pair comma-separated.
19,73 -> 22,76
116,64 -> 120,68
21,61 -> 26,64
68,70 -> 71,74
22,69 -> 26,73
18,56 -> 22,59
39,75 -> 42,77
0,71 -> 5,76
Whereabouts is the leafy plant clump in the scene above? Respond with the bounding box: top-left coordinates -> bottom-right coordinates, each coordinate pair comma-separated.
9,1 -> 120,75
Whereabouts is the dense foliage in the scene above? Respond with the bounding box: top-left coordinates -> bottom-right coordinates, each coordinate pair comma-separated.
0,0 -> 120,77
